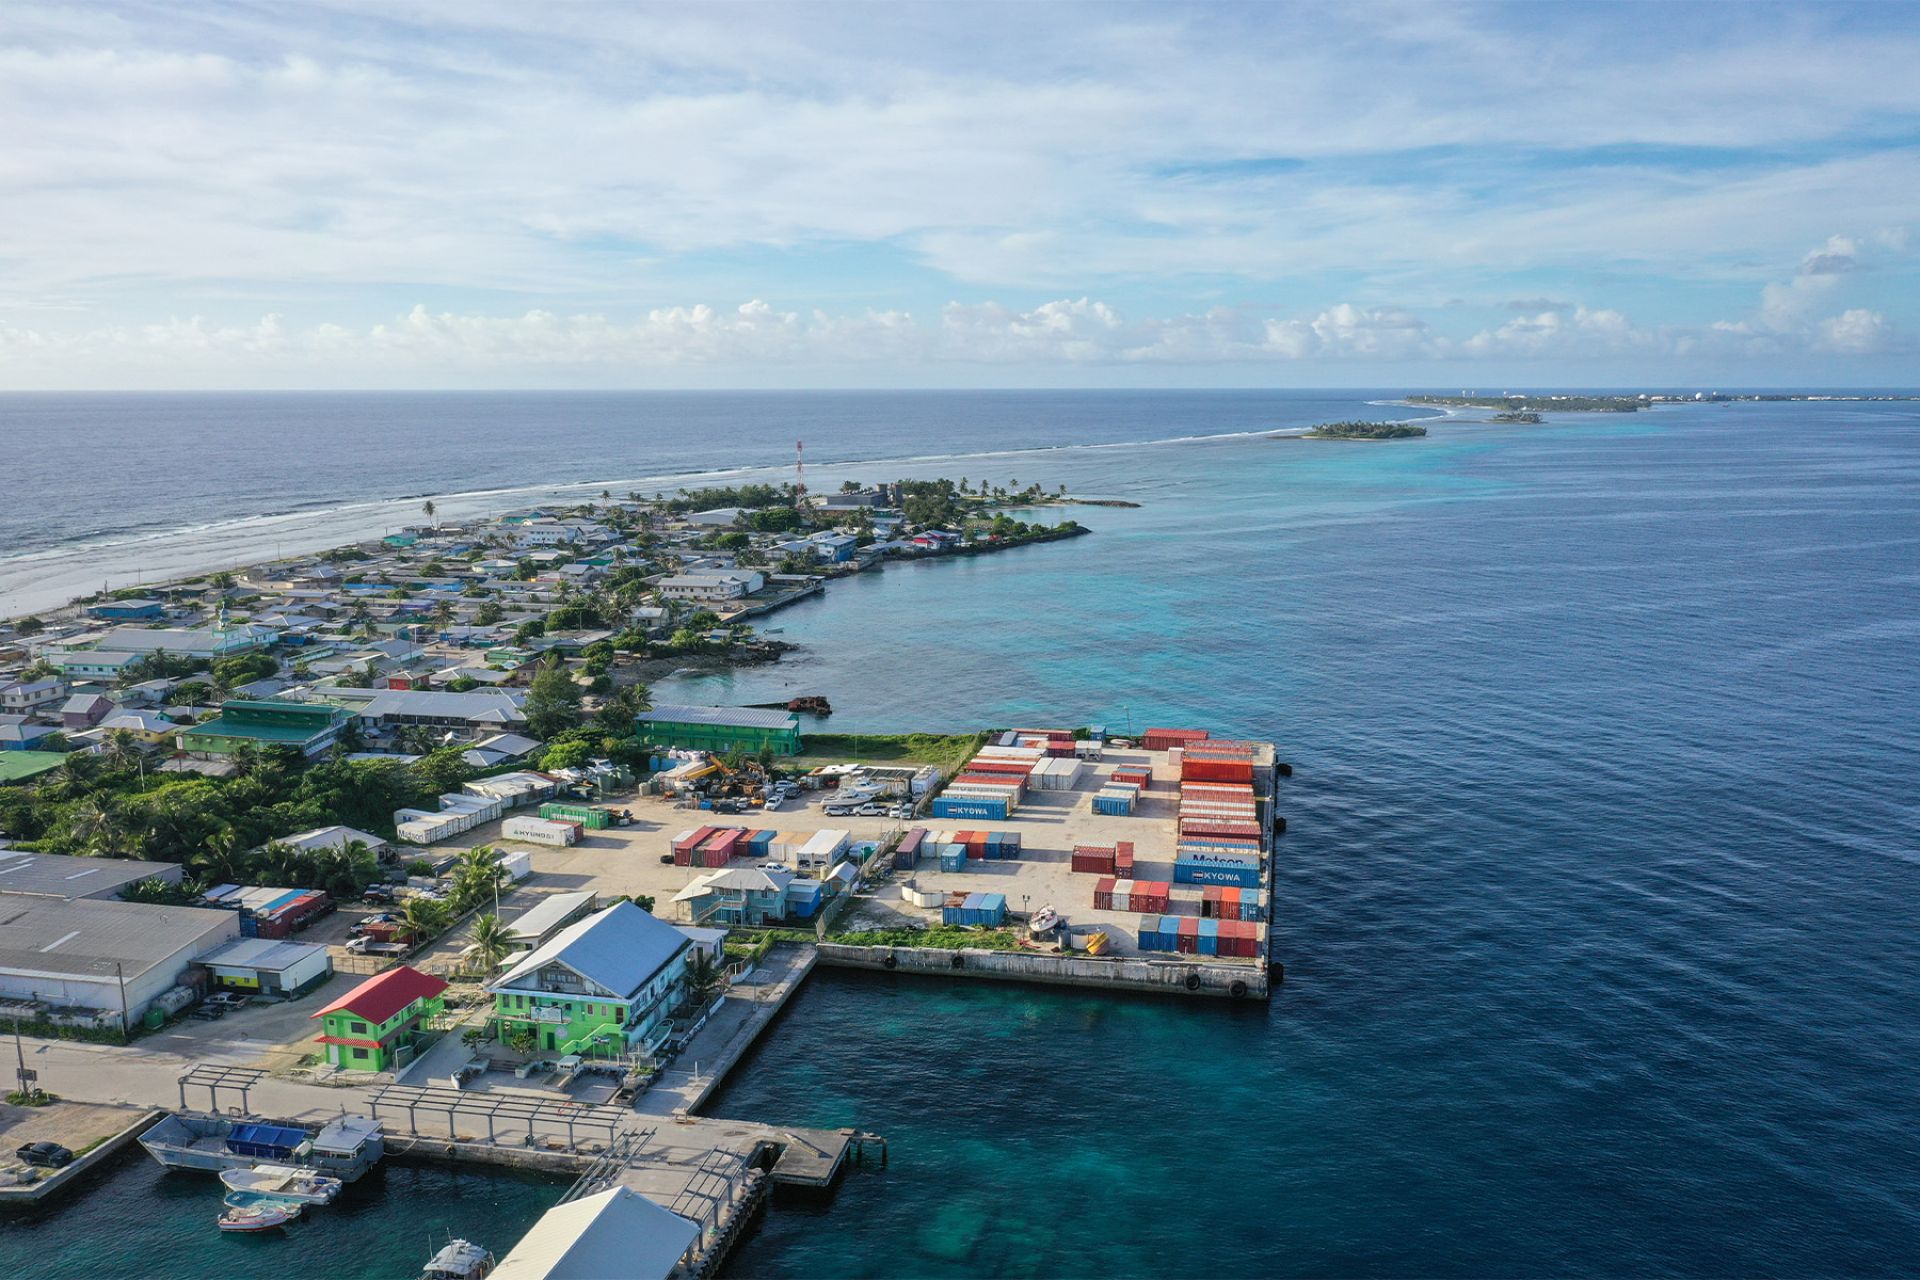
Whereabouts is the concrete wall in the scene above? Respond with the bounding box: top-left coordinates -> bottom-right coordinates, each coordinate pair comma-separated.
816,943 -> 1269,1000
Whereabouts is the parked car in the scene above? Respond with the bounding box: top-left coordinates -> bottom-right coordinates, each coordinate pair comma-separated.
856,804 -> 885,816
15,1142 -> 74,1169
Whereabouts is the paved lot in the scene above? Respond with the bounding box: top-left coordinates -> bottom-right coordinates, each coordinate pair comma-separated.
0,1098 -> 145,1173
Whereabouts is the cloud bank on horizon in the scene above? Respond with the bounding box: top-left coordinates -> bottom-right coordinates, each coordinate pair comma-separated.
1,0 -> 1916,388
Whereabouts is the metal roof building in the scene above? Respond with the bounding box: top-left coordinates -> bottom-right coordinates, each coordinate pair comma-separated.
0,896 -> 240,1026
503,891 -> 599,952
493,1187 -> 700,1280
636,703 -> 802,755
197,936 -> 334,997
0,850 -> 185,901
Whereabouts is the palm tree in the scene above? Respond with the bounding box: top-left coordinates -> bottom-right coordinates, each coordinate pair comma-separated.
684,950 -> 723,1007
192,827 -> 249,884
67,799 -> 121,856
467,912 -> 511,976
400,895 -> 450,945
100,729 -> 141,774
423,499 -> 437,527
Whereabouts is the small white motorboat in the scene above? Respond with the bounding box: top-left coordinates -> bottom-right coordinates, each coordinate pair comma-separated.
218,1201 -> 298,1232
423,1237 -> 496,1279
220,1163 -> 343,1204
1028,904 -> 1061,934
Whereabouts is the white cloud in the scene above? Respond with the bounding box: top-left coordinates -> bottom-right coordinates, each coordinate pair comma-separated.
1816,308 -> 1893,354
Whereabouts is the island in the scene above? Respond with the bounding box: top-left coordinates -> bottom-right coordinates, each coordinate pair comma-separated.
1492,411 -> 1543,424
1408,394 -> 1641,412
1291,420 -> 1429,441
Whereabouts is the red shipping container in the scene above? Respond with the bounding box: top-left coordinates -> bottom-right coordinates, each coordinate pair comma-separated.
1176,917 -> 1200,954
674,825 -> 718,853
1143,728 -> 1210,751
1072,845 -> 1117,874
1093,877 -> 1116,910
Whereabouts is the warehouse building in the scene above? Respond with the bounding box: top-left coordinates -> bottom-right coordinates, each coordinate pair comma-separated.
636,703 -> 802,755
0,897 -> 241,1028
503,891 -> 599,953
198,936 -> 334,997
177,699 -> 348,759
0,849 -> 185,901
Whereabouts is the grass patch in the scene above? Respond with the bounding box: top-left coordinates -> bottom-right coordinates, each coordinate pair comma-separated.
791,731 -> 986,770
832,926 -> 1021,951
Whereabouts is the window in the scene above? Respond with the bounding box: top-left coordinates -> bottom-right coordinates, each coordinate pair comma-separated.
351,1047 -> 368,1059
349,1020 -> 368,1034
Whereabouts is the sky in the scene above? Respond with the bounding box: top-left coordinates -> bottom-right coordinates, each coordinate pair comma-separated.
1,0 -> 1917,390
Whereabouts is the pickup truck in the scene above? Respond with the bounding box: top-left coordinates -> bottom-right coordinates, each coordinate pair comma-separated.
346,937 -> 409,957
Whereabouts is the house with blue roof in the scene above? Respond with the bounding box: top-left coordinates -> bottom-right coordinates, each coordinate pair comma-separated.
486,901 -> 697,1058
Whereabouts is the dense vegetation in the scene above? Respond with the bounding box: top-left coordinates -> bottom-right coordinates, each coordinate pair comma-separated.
1493,411 -> 1544,423
1300,420 -> 1429,440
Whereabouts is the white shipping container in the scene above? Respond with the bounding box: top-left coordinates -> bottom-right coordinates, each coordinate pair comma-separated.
499,850 -> 534,882
502,816 -> 578,847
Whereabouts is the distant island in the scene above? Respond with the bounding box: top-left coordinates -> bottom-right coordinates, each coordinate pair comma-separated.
1409,394 -> 1641,413
1293,420 -> 1429,441
1492,411 -> 1543,424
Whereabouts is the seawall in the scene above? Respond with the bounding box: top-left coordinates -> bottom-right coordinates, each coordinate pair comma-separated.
816,943 -> 1269,999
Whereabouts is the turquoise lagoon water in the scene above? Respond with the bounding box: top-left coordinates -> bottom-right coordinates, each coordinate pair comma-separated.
4,393 -> 1917,1276
0,1150 -> 563,1278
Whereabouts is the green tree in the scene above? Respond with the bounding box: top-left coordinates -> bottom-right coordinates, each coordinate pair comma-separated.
684,950 -> 723,1007
523,656 -> 584,739
467,912 -> 511,975
541,739 -> 594,772
399,895 -> 450,945
423,499 -> 437,526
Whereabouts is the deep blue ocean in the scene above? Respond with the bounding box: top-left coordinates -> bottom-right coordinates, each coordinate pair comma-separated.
6,391 -> 1919,1276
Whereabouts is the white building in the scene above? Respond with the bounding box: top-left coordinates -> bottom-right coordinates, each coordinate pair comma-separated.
493,1187 -> 700,1280
656,571 -> 764,602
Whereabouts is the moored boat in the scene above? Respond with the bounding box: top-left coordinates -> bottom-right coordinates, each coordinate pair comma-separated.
218,1202 -> 298,1232
220,1163 -> 343,1204
422,1237 -> 495,1279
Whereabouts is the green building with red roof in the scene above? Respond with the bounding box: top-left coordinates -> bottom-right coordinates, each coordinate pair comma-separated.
309,964 -> 448,1072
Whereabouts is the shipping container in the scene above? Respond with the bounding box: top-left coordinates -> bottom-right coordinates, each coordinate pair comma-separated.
932,795 -> 1012,821
503,815 -> 581,847
1143,728 -> 1210,752
538,802 -> 610,829
1071,844 -> 1117,874
1173,857 -> 1262,888
939,848 -> 967,872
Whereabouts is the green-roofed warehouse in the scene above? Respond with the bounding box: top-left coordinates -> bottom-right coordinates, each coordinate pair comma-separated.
636,704 -> 802,756
177,700 -> 347,759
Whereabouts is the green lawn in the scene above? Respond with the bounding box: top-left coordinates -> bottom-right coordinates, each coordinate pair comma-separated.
791,731 -> 986,770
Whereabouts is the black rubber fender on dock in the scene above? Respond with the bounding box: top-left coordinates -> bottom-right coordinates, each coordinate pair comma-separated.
1276,762 -> 1293,777
1273,816 -> 1287,834
951,952 -> 965,969
883,952 -> 898,969
1229,979 -> 1248,998
1185,972 -> 1202,991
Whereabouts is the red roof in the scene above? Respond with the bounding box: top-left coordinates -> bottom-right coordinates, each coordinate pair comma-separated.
310,965 -> 447,1025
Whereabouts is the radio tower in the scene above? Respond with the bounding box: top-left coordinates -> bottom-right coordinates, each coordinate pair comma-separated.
794,439 -> 807,508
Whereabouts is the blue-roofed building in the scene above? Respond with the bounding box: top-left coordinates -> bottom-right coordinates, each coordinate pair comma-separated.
486,901 -> 697,1058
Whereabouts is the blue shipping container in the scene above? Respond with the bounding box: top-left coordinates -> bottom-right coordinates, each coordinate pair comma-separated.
932,796 -> 1012,821
1174,858 -> 1262,888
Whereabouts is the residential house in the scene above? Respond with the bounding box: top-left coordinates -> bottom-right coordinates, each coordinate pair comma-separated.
683,507 -> 742,527
0,718 -> 60,751
808,532 -> 859,563
60,693 -> 115,731
89,710 -> 178,745
309,965 -> 448,1072
349,688 -> 527,734
0,677 -> 68,716
487,902 -> 694,1057
670,866 -> 793,927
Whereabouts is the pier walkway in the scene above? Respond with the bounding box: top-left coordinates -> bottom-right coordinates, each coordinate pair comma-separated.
638,943 -> 817,1117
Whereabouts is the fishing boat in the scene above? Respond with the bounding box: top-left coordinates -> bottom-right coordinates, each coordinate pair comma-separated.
217,1201 -> 298,1233
422,1237 -> 496,1279
220,1163 -> 344,1204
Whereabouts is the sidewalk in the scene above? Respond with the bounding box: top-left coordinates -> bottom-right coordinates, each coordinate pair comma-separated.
636,944 -> 817,1117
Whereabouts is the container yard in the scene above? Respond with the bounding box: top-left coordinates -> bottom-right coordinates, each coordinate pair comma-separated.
846,727 -> 1283,987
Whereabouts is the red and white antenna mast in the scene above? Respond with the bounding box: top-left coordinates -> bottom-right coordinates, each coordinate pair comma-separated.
794,439 -> 807,507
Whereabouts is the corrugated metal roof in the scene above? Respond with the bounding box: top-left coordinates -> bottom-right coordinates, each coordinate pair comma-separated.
504,891 -> 598,943
493,1188 -> 698,1280
198,936 -> 330,974
0,897 -> 238,980
0,850 -> 182,900
491,902 -> 687,1001
638,703 -> 799,731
